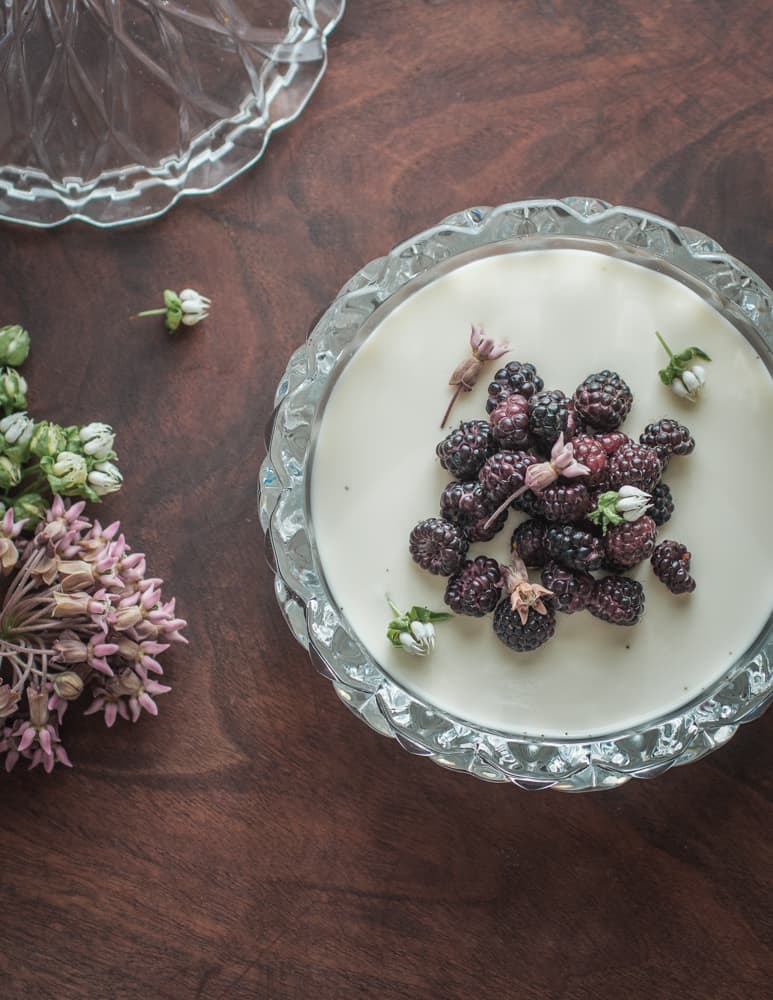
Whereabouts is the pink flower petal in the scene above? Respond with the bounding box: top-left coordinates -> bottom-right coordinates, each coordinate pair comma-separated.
18,727 -> 35,752
38,727 -> 52,755
138,692 -> 158,716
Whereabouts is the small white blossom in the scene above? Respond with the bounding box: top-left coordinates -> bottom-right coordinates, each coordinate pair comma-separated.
178,288 -> 211,327
88,461 -> 123,497
398,620 -> 436,656
671,364 -> 706,401
79,422 -> 115,460
0,411 -> 34,447
616,485 -> 652,521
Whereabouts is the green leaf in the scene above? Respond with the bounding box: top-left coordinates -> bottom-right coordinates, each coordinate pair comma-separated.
588,491 -> 623,535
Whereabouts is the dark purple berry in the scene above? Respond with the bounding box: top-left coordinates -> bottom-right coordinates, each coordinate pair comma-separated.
528,389 -> 578,452
493,599 -> 556,652
478,450 -> 538,509
571,434 -> 609,489
607,443 -> 662,494
603,516 -> 657,569
573,370 -> 633,430
639,418 -> 695,463
541,561 -> 594,614
490,394 -> 532,450
486,361 -> 544,413
544,523 -> 604,572
409,518 -> 468,576
595,431 -> 632,455
445,557 -> 503,617
436,421 -> 494,480
649,483 -> 674,527
651,540 -> 696,594
588,575 -> 645,626
536,482 -> 591,523
511,519 -> 549,568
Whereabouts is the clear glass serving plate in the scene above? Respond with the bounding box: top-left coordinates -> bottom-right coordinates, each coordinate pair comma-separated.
258,197 -> 773,792
0,0 -> 344,228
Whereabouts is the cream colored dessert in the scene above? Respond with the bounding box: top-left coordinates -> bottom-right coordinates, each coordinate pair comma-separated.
310,248 -> 773,739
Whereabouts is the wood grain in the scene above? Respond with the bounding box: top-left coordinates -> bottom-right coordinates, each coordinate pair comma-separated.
1,2 -> 772,997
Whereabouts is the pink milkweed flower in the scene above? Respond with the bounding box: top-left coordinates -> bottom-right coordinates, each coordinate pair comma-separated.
441,324 -> 509,427
12,689 -> 72,773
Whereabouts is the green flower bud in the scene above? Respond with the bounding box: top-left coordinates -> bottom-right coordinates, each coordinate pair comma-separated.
30,421 -> 68,458
12,492 -> 47,527
41,451 -> 88,495
0,455 -> 22,489
0,367 -> 27,414
0,325 -> 30,367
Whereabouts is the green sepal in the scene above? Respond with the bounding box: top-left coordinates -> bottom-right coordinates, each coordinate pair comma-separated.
408,606 -> 452,624
674,346 -> 712,364
587,491 -> 623,535
163,289 -> 182,333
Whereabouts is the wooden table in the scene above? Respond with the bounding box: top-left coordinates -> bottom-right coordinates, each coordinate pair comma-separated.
2,3 -> 772,997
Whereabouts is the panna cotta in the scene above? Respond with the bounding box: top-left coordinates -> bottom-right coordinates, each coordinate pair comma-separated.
310,248 -> 773,740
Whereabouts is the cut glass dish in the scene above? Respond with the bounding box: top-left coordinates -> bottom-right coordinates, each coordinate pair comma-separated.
0,0 -> 345,227
258,197 -> 773,792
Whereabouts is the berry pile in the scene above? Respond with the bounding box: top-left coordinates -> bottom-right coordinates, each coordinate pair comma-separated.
409,359 -> 698,654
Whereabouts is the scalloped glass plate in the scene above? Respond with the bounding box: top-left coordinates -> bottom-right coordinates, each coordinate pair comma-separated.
0,0 -> 345,228
259,197 -> 773,791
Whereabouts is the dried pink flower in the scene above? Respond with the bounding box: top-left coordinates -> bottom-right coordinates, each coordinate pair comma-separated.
441,324 -> 509,427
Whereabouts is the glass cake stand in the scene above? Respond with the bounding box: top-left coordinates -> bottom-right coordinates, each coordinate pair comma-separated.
0,0 -> 345,227
258,197 -> 773,792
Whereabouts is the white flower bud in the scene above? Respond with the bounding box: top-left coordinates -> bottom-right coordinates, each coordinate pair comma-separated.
671,363 -> 706,401
87,460 -> 123,496
79,422 -> 115,460
178,288 -> 211,326
615,485 -> 652,522
398,620 -> 436,656
0,411 -> 33,446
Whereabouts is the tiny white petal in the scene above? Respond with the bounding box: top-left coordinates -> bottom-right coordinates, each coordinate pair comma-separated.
618,485 -> 649,499
671,378 -> 689,399
691,364 -> 706,385
410,621 -> 434,642
399,633 -> 421,653
682,370 -> 700,393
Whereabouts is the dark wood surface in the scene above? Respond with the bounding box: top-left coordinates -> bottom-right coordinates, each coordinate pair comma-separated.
2,2 -> 772,997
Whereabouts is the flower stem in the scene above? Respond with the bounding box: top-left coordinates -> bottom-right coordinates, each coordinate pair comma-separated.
655,331 -> 675,360
440,384 -> 464,429
133,308 -> 168,319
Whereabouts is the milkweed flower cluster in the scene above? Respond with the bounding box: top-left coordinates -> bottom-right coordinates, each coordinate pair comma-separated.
0,498 -> 186,773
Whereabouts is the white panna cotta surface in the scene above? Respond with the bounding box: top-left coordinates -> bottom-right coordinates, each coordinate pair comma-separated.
310,249 -> 773,739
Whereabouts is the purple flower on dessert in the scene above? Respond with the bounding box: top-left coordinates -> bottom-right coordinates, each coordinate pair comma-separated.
483,434 -> 590,530
441,324 -> 509,427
